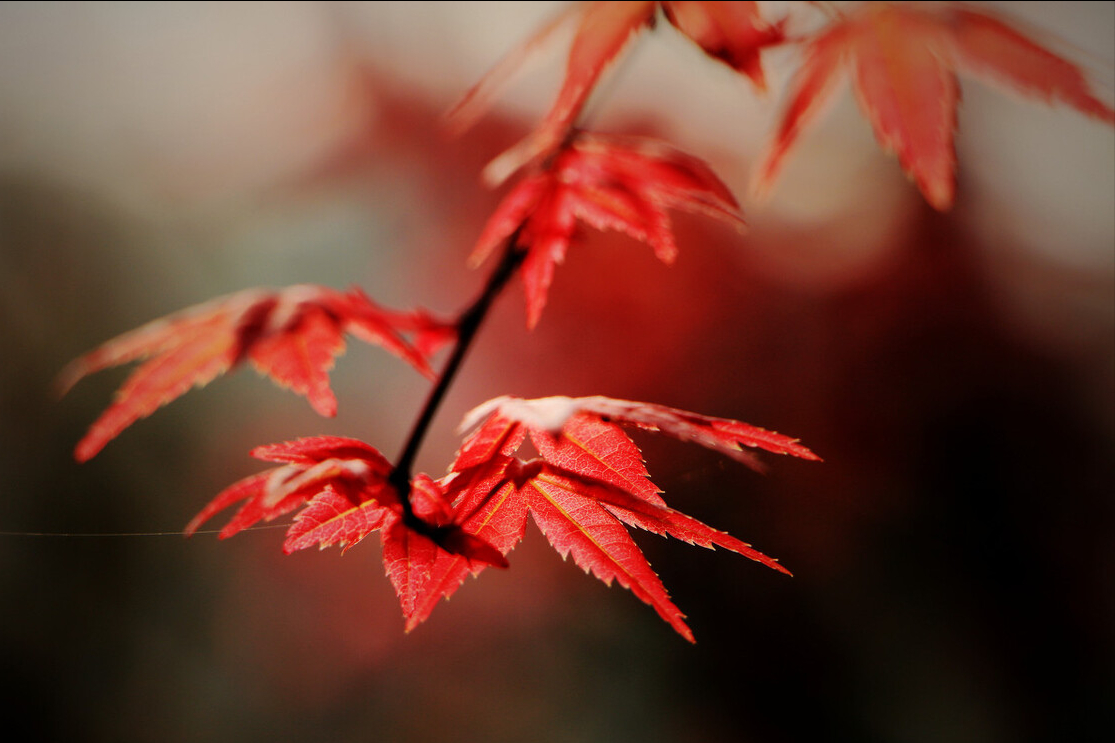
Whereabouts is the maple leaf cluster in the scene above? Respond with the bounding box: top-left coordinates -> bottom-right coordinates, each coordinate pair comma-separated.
185,396 -> 818,641
62,1 -> 1112,640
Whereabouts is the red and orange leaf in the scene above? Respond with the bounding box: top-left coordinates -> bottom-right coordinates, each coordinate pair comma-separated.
473,134 -> 744,328
577,136 -> 745,233
187,463 -> 314,540
469,175 -> 551,270
755,2 -> 1115,210
661,1 -> 785,90
606,498 -> 789,575
410,472 -> 514,567
461,394 -> 580,437
406,474 -> 511,572
57,290 -> 265,390
523,467 -> 694,641
61,285 -> 449,461
231,461 -> 388,540
69,318 -> 244,464
517,229 -> 572,330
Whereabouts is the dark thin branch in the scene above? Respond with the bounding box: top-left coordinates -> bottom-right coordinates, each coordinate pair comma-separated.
389,227 -> 526,528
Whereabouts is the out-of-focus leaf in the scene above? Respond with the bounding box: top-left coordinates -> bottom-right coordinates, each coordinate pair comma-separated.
61,285 -> 452,461
755,2 -> 1115,210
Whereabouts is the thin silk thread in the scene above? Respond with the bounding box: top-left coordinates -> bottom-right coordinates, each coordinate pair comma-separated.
0,523 -> 290,538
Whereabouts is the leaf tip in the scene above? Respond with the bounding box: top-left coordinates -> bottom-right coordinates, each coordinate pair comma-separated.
73,435 -> 104,464
310,395 -> 339,418
55,360 -> 86,399
921,177 -> 956,212
781,438 -> 823,462
482,150 -> 523,189
769,560 -> 793,577
416,360 -> 438,382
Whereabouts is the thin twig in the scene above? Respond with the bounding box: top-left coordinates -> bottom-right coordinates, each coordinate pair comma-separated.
389,227 -> 526,528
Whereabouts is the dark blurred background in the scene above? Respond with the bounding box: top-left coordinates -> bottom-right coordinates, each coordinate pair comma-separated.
1,2 -> 1112,742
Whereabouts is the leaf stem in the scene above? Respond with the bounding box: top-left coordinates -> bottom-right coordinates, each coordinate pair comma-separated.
389,228 -> 526,526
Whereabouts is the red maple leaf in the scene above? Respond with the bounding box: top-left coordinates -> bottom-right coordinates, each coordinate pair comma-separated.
448,1 -> 784,185
185,435 -> 396,540
391,395 -> 818,640
754,2 -> 1115,210
59,285 -> 452,461
187,436 -> 507,628
472,133 -> 745,328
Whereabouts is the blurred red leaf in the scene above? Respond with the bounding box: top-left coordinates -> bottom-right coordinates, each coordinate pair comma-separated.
661,1 -> 785,90
60,285 -> 452,461
472,133 -> 744,328
755,2 -> 1115,210
449,1 -> 658,185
